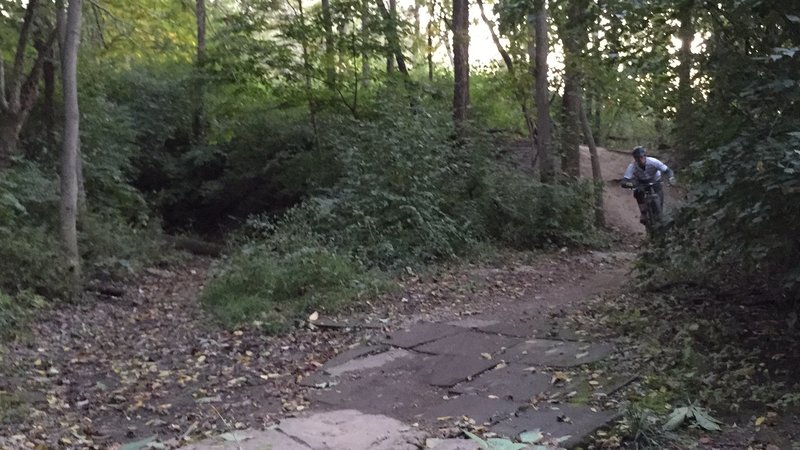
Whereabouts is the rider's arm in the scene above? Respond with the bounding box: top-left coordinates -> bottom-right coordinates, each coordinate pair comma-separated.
621,163 -> 635,186
650,158 -> 675,181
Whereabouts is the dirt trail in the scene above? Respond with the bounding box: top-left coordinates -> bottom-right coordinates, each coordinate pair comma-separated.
0,146 -> 649,450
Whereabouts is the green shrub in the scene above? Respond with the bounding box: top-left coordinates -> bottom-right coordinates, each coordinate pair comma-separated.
474,168 -> 599,248
202,241 -> 387,333
0,290 -> 47,341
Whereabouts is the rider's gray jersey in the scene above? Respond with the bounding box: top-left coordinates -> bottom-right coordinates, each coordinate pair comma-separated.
623,157 -> 673,183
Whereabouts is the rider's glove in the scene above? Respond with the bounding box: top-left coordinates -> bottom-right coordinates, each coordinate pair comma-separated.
668,177 -> 676,186
621,181 -> 634,188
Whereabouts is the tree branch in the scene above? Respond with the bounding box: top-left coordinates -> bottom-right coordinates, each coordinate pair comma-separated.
476,0 -> 513,72
10,0 -> 41,109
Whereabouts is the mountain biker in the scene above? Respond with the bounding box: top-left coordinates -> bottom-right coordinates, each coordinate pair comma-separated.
621,146 -> 675,224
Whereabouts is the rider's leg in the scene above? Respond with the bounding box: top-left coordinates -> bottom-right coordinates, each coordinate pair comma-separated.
634,190 -> 647,223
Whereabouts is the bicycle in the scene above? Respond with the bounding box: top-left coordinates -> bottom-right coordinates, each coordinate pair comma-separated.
624,181 -> 663,236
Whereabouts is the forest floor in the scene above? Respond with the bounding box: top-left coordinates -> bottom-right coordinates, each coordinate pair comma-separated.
1,147 -> 799,450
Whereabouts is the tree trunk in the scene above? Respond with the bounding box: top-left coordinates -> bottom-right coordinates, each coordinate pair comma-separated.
321,0 -> 337,86
452,0 -> 469,132
580,96 -> 604,227
297,0 -> 319,140
60,0 -> 82,294
0,115 -> 22,169
532,1 -> 553,182
559,0 -> 589,178
675,0 -> 694,158
0,0 -> 57,172
192,0 -> 207,144
361,0 -> 370,85
375,0 -> 409,75
427,0 -> 435,81
386,0 -> 396,72
476,0 -> 534,141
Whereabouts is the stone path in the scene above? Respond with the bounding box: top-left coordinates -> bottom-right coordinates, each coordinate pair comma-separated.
182,310 -> 623,449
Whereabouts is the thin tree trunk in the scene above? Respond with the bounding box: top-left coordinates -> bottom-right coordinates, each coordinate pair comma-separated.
0,0 -> 57,170
580,96 -> 604,227
192,0 -> 207,144
321,0 -> 337,86
375,0 -> 408,75
476,0 -> 534,140
559,0 -> 588,178
427,0 -> 435,80
60,0 -> 82,294
532,1 -> 553,181
452,0 -> 469,133
675,0 -> 694,158
361,0 -> 370,85
297,0 -> 319,140
386,0 -> 396,72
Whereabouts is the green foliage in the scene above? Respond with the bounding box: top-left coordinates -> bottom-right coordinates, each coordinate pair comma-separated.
0,290 -> 47,342
645,1 -> 800,295
202,235 -> 387,333
475,168 -> 599,248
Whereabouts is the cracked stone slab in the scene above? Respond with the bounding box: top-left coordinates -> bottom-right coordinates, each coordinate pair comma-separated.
490,404 -> 621,449
279,409 -> 426,450
323,344 -> 389,369
414,330 -> 522,357
381,323 -> 467,349
419,394 -> 520,426
180,429 -> 311,450
425,438 -> 481,449
450,364 -> 553,402
504,339 -> 614,367
325,348 -> 413,376
446,317 -> 501,329
422,354 -> 498,387
300,347 -> 405,388
309,363 -> 447,421
479,318 -> 582,341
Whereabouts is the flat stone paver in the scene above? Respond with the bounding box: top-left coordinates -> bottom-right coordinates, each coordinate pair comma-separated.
415,330 -> 522,357
451,364 -> 553,402
181,429 -> 311,450
446,317 -> 501,329
490,404 -> 621,449
325,348 -> 413,376
504,339 -> 614,367
419,394 -> 520,426
279,409 -> 426,450
323,344 -> 389,368
423,355 -> 498,387
381,323 -> 467,349
425,438 -> 481,449
310,370 -> 446,422
480,318 -> 581,341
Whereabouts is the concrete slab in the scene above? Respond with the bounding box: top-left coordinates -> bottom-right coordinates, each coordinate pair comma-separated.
180,429 -> 311,450
419,394 -> 520,426
309,369 -> 447,422
278,409 -> 426,450
326,348 -> 414,376
415,331 -> 522,357
504,339 -> 614,368
323,344 -> 389,369
480,319 -> 580,341
381,323 -> 467,349
423,355 -> 498,387
451,364 -> 553,402
490,404 -> 620,449
446,318 -> 501,329
426,438 -> 482,450
300,347 -> 403,388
